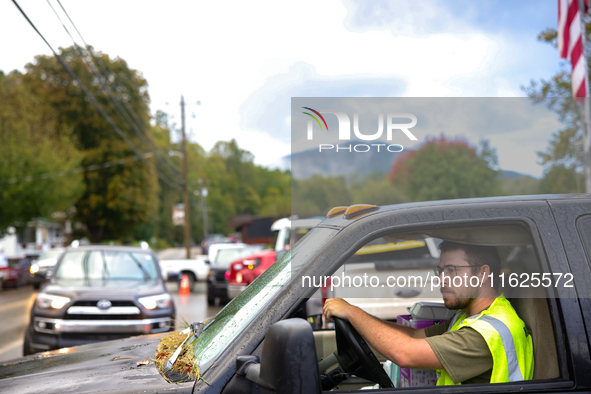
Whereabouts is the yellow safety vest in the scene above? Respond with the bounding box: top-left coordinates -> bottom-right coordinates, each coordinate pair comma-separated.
436,294 -> 534,385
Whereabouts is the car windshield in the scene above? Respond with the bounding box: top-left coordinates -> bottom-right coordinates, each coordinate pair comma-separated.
214,247 -> 262,268
192,227 -> 337,372
36,250 -> 64,265
54,250 -> 158,280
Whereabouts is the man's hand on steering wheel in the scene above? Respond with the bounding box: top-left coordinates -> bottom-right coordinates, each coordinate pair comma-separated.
324,298 -> 357,322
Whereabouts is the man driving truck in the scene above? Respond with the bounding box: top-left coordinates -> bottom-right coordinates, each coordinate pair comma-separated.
324,241 -> 534,385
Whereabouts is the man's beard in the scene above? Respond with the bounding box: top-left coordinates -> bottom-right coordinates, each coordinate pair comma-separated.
441,287 -> 478,310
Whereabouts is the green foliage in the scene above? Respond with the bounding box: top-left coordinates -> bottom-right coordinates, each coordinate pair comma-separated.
539,164 -> 581,193
349,174 -> 408,206
389,136 -> 499,201
22,46 -> 159,242
199,139 -> 291,236
147,131 -> 292,245
75,140 -> 159,242
523,18 -> 591,192
498,176 -> 541,196
292,175 -> 352,217
4,47 -> 293,245
291,172 -> 412,217
0,70 -> 83,230
23,46 -> 151,150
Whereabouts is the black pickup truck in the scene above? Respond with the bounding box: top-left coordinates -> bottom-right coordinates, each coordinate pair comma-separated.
1,194 -> 591,394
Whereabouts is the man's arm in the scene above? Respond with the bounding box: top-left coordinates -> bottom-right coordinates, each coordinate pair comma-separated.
324,298 -> 441,369
383,321 -> 427,339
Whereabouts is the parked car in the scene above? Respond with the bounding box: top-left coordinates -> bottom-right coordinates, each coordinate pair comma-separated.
227,235 -> 441,320
227,249 -> 277,299
23,244 -> 175,355
201,234 -> 231,254
4,256 -> 33,288
207,242 -> 248,265
30,248 -> 65,290
206,244 -> 263,305
159,256 -> 210,291
0,252 -> 7,291
2,195 -> 591,394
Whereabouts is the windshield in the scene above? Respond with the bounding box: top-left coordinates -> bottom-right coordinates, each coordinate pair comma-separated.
214,247 -> 262,267
192,227 -> 337,371
36,250 -> 64,266
54,250 -> 158,280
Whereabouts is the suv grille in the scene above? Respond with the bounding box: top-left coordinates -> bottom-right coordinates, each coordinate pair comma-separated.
71,300 -> 136,307
65,300 -> 141,320
65,314 -> 140,320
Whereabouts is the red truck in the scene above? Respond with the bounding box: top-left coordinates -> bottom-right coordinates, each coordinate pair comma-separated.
227,250 -> 276,299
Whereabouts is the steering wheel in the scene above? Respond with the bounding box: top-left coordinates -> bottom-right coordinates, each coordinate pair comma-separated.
333,317 -> 394,388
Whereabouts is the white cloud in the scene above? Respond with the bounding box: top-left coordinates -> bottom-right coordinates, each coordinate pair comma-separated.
0,0 -> 562,177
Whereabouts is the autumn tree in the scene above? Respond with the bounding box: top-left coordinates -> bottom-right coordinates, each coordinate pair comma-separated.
22,46 -> 159,242
389,136 -> 499,201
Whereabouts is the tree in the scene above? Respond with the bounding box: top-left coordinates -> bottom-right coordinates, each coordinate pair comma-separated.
349,174 -> 409,206
292,175 -> 352,217
0,70 -> 83,231
539,164 -> 580,193
498,176 -> 541,196
22,46 -> 159,242
75,139 -> 159,242
523,20 -> 591,192
389,136 -> 499,201
209,139 -> 262,214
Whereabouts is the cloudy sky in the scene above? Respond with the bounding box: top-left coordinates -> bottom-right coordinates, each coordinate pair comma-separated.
1,0 -> 567,177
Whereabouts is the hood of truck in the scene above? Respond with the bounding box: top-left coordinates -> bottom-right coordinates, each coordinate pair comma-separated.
0,334 -> 193,393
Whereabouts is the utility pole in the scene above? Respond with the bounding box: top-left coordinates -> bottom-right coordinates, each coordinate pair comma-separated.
181,95 -> 191,259
201,187 -> 209,237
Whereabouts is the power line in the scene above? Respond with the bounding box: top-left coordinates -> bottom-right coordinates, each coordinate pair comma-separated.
0,153 -> 154,185
46,0 -> 184,183
11,0 -> 182,190
55,0 -> 184,180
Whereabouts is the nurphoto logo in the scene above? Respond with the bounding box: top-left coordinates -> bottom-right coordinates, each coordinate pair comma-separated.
301,107 -> 418,153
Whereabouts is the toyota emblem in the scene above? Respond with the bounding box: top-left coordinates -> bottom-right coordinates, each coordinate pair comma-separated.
97,299 -> 112,310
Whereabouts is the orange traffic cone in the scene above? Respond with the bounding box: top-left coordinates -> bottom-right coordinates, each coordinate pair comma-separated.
179,274 -> 191,296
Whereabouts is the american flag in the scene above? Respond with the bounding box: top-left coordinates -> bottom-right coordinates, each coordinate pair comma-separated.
558,0 -> 589,100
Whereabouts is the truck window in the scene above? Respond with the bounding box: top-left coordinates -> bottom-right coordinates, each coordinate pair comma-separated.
313,222 -> 564,390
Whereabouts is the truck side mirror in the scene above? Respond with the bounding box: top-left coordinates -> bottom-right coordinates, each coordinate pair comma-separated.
235,318 -> 321,394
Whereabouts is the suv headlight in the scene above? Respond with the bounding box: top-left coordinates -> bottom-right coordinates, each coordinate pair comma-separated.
30,264 -> 39,274
138,294 -> 172,310
36,294 -> 70,309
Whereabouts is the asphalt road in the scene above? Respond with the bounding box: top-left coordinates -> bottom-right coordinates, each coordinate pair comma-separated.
0,281 -> 223,364
0,286 -> 37,363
